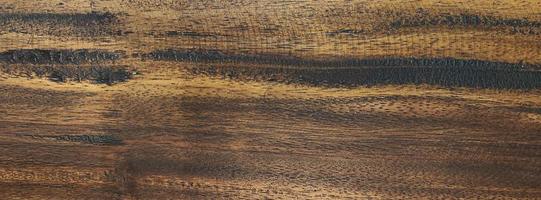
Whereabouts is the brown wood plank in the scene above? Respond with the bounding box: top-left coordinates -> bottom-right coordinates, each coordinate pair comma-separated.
1,0 -> 541,199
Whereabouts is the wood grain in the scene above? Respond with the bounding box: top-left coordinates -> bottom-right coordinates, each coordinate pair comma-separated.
1,0 -> 541,199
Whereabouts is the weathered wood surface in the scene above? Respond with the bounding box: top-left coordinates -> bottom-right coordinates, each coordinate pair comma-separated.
1,0 -> 541,199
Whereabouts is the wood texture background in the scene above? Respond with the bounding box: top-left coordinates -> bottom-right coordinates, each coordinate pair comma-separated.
1,0 -> 541,199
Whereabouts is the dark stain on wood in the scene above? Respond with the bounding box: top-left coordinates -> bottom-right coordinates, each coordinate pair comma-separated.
190,64 -> 541,89
0,49 -> 123,64
0,12 -> 123,36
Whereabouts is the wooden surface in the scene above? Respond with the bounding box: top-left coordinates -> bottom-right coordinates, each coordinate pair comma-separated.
1,0 -> 541,199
